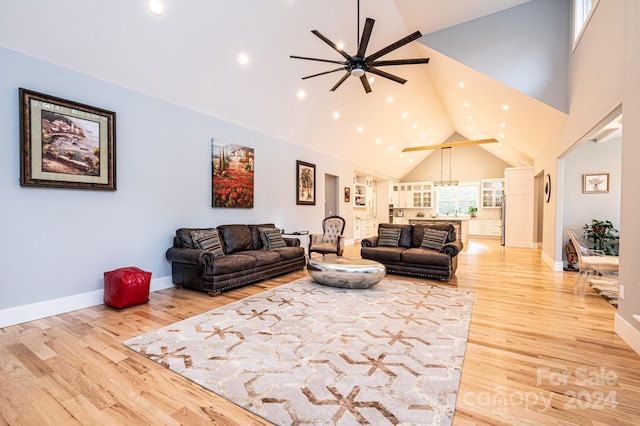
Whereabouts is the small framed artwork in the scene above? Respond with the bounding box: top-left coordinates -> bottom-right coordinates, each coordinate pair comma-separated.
296,160 -> 315,205
344,187 -> 351,203
583,173 -> 609,193
19,88 -> 116,190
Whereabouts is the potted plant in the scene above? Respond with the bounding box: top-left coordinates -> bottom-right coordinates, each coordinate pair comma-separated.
467,206 -> 478,218
582,219 -> 619,255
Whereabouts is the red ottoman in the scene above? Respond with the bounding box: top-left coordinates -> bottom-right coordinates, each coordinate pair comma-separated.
104,267 -> 152,309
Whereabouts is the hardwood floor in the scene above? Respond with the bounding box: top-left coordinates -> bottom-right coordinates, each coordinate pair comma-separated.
1,237 -> 639,425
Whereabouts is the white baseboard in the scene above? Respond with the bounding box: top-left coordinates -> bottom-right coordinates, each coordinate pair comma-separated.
541,250 -> 563,271
614,313 -> 640,356
0,276 -> 174,328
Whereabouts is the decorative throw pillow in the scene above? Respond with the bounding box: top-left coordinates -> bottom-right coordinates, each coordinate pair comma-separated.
378,227 -> 401,247
190,229 -> 225,258
259,227 -> 287,249
420,228 -> 449,251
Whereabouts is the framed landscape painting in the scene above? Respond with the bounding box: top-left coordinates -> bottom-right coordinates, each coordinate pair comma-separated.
19,88 -> 116,190
212,139 -> 254,208
296,160 -> 315,205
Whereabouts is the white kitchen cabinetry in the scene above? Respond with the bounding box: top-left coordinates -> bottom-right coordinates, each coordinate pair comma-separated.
481,179 -> 504,208
468,219 -> 501,236
411,183 -> 433,208
353,220 -> 362,240
389,182 -> 399,207
362,220 -> 375,238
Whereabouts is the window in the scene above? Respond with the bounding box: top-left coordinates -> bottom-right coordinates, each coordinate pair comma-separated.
574,0 -> 598,43
436,183 -> 479,216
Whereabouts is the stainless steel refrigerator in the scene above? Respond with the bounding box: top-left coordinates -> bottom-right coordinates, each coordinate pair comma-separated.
500,195 -> 506,246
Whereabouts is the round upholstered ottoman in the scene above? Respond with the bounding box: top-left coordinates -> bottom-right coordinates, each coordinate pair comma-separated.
307,257 -> 386,289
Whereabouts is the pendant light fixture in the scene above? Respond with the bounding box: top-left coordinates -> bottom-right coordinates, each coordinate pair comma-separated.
433,147 -> 459,186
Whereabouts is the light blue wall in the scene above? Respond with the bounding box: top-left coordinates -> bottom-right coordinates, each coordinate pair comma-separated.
420,0 -> 570,113
0,47 -> 352,314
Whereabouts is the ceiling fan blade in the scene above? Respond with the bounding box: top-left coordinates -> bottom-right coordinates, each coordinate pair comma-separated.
366,30 -> 422,62
367,67 -> 407,85
360,75 -> 372,93
302,67 -> 347,80
402,138 -> 499,152
356,18 -> 375,58
290,55 -> 347,65
370,58 -> 430,67
330,72 -> 351,91
311,30 -> 353,61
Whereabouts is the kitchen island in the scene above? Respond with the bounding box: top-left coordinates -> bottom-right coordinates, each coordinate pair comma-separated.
407,217 -> 469,243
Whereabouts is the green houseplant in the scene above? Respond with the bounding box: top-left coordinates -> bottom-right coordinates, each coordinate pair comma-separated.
582,219 -> 619,255
467,206 -> 478,218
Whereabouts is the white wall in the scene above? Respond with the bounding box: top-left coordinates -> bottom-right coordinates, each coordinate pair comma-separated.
0,47 -> 355,324
561,137 -> 622,262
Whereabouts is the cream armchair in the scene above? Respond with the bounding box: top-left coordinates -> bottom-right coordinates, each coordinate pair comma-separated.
566,229 -> 619,296
309,216 -> 346,257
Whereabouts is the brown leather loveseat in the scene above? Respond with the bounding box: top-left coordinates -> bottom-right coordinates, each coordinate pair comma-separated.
361,223 -> 463,280
166,224 -> 305,295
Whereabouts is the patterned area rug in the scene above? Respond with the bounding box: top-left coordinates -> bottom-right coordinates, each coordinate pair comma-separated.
590,278 -> 619,308
123,277 -> 475,425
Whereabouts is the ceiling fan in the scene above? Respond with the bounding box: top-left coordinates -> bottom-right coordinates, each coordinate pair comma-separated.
402,138 -> 499,152
290,0 -> 430,93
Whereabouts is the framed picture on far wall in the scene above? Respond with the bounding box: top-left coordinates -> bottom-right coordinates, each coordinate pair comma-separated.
344,187 -> 351,203
296,160 -> 315,205
19,88 -> 116,190
583,173 -> 609,193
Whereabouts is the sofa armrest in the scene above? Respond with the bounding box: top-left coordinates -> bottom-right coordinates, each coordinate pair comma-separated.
361,236 -> 379,247
284,237 -> 300,247
166,247 -> 214,265
440,240 -> 463,257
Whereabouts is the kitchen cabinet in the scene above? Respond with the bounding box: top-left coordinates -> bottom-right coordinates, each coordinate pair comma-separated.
468,219 -> 501,236
411,183 -> 433,208
353,220 -> 362,240
354,175 -> 374,208
481,179 -> 504,208
389,182 -> 399,207
362,220 -> 375,238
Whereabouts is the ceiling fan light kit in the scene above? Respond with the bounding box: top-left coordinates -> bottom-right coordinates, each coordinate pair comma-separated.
290,0 -> 429,93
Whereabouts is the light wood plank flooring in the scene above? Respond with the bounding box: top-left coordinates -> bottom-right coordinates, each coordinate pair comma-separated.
1,237 -> 639,425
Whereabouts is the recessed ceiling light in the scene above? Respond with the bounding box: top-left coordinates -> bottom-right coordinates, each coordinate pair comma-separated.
499,133 -> 505,138
428,140 -> 433,145
409,158 -> 414,163
402,112 -> 408,119
297,90 -> 306,99
412,123 -> 418,129
148,0 -> 165,15
497,150 -> 502,155
388,146 -> 394,151
375,138 -> 382,144
369,77 -> 375,84
237,53 -> 249,65
332,111 -> 340,119
498,143 -> 503,147
400,153 -> 404,158
387,96 -> 393,103
502,104 -> 510,111
467,116 -> 472,120
500,122 -> 507,128
458,82 -> 465,88
357,127 -> 364,133
469,126 -> 474,130
464,102 -> 470,108
421,133 -> 427,138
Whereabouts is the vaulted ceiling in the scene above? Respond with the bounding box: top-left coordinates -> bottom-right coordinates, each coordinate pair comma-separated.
0,0 -> 569,180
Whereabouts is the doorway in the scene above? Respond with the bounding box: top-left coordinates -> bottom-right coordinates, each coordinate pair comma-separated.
325,174 -> 339,218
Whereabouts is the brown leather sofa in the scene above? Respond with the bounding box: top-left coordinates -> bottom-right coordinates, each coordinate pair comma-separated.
361,223 -> 463,280
166,224 -> 305,295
